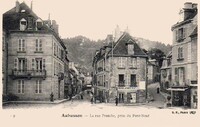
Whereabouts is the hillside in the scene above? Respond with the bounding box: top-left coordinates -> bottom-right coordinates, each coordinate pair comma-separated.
63,36 -> 172,72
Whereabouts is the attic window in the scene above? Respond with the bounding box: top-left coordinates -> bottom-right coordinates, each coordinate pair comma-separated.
36,19 -> 43,30
21,10 -> 26,13
128,44 -> 134,55
20,18 -> 27,31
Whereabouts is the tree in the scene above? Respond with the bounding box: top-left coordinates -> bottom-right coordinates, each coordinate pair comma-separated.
147,48 -> 166,67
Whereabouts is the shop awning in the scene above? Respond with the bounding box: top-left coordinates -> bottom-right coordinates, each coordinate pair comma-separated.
167,87 -> 188,91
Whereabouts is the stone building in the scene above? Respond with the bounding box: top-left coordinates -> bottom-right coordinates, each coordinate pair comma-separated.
93,32 -> 148,103
147,59 -> 160,84
160,51 -> 172,93
2,29 -> 8,100
3,1 -> 68,101
169,2 -> 198,108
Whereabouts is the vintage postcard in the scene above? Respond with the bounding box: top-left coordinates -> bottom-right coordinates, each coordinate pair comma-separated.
0,0 -> 199,127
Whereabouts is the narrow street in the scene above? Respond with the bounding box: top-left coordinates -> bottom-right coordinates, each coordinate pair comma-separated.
3,86 -> 167,109
147,82 -> 166,108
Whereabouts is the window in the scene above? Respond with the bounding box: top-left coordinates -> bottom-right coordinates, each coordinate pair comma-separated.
174,67 -> 185,85
118,57 -> 125,68
18,39 -> 25,52
119,74 -> 125,86
175,68 -> 179,83
130,57 -> 137,68
36,39 -> 42,52
57,45 -> 59,57
18,58 -> 27,71
36,19 -> 43,30
35,58 -> 43,72
176,28 -> 186,42
20,18 -> 27,31
35,80 -> 42,93
178,47 -> 183,60
18,80 -> 24,94
128,44 -> 134,55
130,74 -> 137,87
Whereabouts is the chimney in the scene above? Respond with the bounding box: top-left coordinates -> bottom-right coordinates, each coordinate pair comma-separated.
16,0 -> 20,12
183,2 -> 197,20
192,3 -> 198,9
52,20 -> 59,35
184,2 -> 193,9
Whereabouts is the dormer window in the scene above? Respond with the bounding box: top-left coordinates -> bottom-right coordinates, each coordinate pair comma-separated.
36,19 -> 43,30
20,18 -> 27,31
128,44 -> 134,55
126,39 -> 134,55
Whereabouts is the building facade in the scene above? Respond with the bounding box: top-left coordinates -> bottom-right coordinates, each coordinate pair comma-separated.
169,2 -> 198,108
2,29 -> 8,99
93,32 -> 148,103
147,59 -> 160,84
160,51 -> 172,93
3,1 -> 68,101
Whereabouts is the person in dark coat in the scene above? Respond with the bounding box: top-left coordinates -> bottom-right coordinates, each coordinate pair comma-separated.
115,96 -> 118,106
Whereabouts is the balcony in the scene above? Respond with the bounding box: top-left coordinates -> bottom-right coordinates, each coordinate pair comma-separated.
11,69 -> 46,80
118,81 -> 125,87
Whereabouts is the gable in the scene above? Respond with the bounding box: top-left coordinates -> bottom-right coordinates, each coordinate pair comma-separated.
111,32 -> 147,57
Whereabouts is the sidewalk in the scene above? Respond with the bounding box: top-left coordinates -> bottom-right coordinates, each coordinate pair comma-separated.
3,98 -> 69,105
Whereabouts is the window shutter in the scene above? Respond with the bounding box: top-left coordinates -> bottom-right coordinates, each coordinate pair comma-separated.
35,81 -> 38,93
181,47 -> 183,58
19,39 -> 21,51
32,59 -> 35,70
22,80 -> 25,93
175,68 -> 179,82
43,59 -> 46,70
22,39 -> 25,51
18,80 -> 20,93
175,30 -> 178,41
25,58 -> 28,70
36,39 -> 38,51
118,57 -> 121,67
137,57 -> 140,68
39,39 -> 42,51
182,67 -> 185,82
14,58 -> 18,70
39,81 -> 42,93
183,28 -> 186,38
178,48 -> 180,59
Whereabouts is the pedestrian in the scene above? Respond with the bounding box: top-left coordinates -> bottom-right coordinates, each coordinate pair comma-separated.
157,87 -> 160,94
115,96 -> 118,106
50,92 -> 54,102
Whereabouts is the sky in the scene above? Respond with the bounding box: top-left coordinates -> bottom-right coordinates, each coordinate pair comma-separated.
1,0 -> 199,45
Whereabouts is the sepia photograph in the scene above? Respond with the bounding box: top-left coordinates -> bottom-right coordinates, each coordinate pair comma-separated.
0,0 -> 199,127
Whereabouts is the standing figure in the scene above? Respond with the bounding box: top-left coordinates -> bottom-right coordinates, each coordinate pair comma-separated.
115,96 -> 118,106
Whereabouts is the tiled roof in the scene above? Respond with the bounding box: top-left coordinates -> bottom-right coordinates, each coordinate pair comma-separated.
3,2 -> 66,49
3,2 -> 38,31
109,32 -> 147,57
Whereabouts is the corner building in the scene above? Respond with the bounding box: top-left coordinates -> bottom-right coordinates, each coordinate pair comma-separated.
169,2 -> 198,108
93,33 -> 148,103
3,2 -> 67,101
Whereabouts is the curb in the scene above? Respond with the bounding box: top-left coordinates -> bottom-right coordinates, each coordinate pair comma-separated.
3,99 -> 69,105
